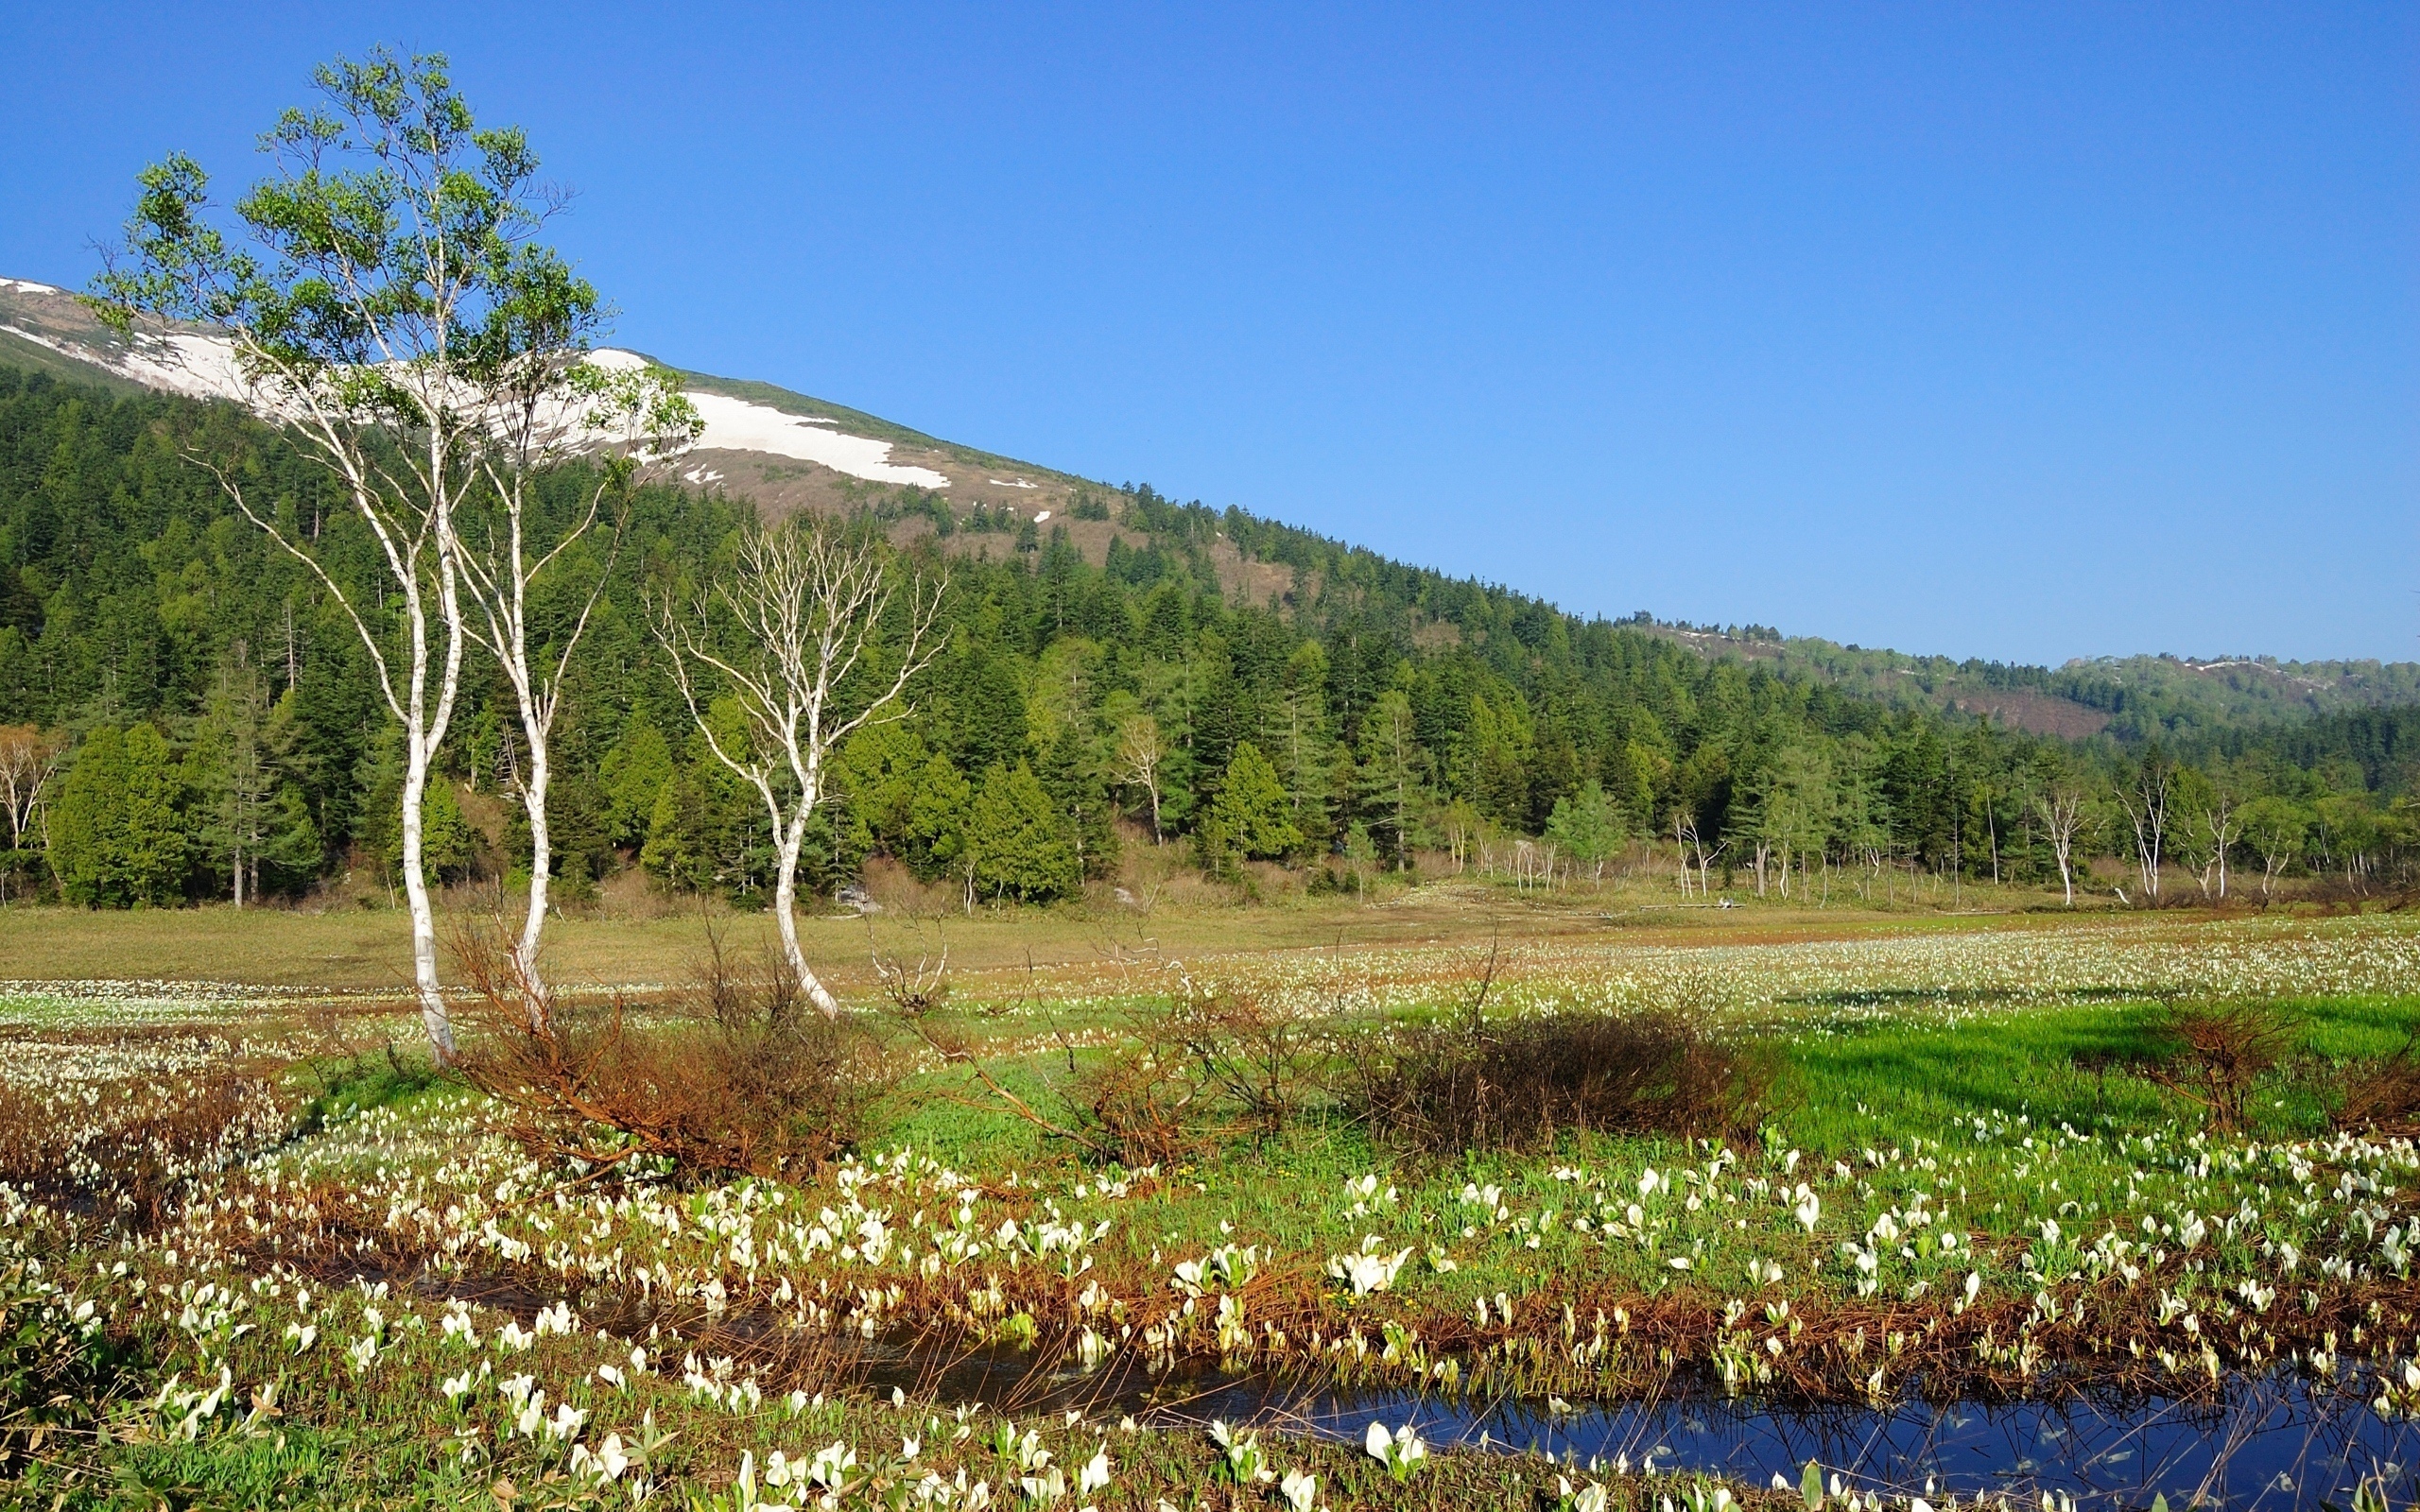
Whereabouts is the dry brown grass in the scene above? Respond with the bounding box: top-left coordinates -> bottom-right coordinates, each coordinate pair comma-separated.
0,1042 -> 284,1229
0,870 -> 2129,1003
2336,1030 -> 2420,1136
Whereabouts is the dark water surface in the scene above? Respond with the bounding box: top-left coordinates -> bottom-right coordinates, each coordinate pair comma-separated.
394,1262 -> 2419,1510
1230,1377 -> 2419,1512
854,1343 -> 2420,1512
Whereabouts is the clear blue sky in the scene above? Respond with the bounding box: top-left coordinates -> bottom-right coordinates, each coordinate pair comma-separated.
5,3 -> 2412,665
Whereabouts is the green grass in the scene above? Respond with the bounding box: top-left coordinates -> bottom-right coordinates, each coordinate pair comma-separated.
59,1423 -> 489,1511
822,987 -> 2420,1355
288,1049 -> 452,1137
10,918 -> 2420,1508
1782,992 -> 2420,1151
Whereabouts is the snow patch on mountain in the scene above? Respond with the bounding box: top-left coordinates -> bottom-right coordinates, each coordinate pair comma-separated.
0,320 -> 254,405
678,389 -> 949,488
569,347 -> 955,488
106,333 -> 252,404
0,301 -> 954,490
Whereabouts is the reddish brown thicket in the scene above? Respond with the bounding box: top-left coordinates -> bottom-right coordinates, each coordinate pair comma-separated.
452,923 -> 876,1179
1161,984 -> 1325,1140
2139,1000 -> 2298,1133
881,949 -> 1333,1166
1061,986 -> 1332,1164
1350,1007 -> 1776,1157
2337,1030 -> 2420,1136
1066,1034 -> 1230,1167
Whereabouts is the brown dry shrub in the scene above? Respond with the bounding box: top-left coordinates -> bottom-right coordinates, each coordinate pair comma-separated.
876,932 -> 1326,1165
1063,986 -> 1331,1163
1350,1006 -> 1775,1156
1067,1042 -> 1227,1167
2139,1000 -> 2298,1133
1163,984 -> 1327,1137
2335,1031 -> 2420,1136
886,971 -> 1236,1167
454,925 -> 876,1180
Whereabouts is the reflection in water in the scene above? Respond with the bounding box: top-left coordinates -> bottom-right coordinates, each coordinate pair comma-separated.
1252,1378 -> 2419,1512
855,1341 -> 2418,1512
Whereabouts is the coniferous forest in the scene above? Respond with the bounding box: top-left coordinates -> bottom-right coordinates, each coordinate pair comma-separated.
0,365 -> 2411,910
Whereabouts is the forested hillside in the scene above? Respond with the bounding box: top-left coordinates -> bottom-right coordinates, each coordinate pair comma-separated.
0,365 -> 2411,907
1635,624 -> 2420,745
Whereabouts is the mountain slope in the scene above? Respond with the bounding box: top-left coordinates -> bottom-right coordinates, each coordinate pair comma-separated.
0,277 -> 1093,519
4,272 -> 2411,747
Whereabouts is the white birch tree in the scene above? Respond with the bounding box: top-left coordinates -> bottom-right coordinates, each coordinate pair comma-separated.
0,725 -> 60,903
652,520 -> 942,1016
2034,781 -> 2088,907
2196,782 -> 2240,901
2240,795 -> 2306,902
453,355 -> 698,1022
92,49 -> 619,1057
1114,713 -> 1167,843
2117,754 -> 2174,906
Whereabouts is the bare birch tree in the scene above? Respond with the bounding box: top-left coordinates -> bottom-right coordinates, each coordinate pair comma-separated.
2195,783 -> 2239,901
653,520 -> 942,1016
1113,713 -> 1167,843
1675,815 -> 1727,898
2034,782 -> 2088,907
0,726 -> 60,850
0,726 -> 61,902
453,356 -> 698,1022
2117,753 -> 2174,906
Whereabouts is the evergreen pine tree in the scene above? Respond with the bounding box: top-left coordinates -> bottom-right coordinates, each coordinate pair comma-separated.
50,725 -> 188,906
598,715 -> 675,849
1544,779 -> 1623,885
965,763 -> 1080,902
1205,741 -> 1300,867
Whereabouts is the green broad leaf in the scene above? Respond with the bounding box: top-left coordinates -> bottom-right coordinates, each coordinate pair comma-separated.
1802,1461 -> 1824,1512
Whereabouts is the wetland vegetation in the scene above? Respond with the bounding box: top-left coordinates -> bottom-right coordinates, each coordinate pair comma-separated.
7,904 -> 2420,1509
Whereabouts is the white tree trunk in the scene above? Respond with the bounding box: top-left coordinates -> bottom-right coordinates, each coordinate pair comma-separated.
769,807 -> 841,1017
655,521 -> 942,1022
399,744 -> 455,1059
517,737 -> 552,1018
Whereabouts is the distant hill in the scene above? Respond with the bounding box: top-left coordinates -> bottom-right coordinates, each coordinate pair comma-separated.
1634,624 -> 2420,744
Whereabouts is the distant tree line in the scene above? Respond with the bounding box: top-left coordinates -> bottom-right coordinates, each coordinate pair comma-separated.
1,365 -> 2413,909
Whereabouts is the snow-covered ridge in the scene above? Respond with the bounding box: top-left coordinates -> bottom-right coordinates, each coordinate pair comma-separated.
0,282 -> 950,490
